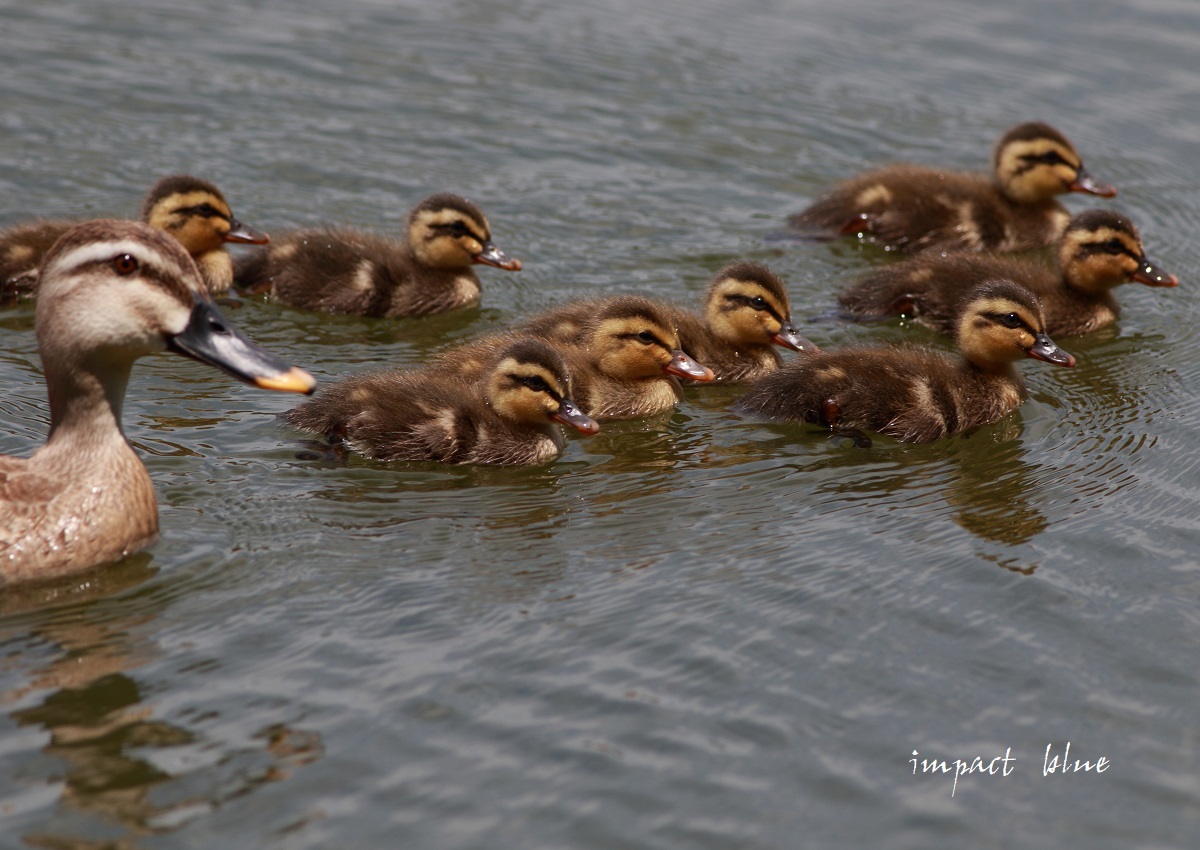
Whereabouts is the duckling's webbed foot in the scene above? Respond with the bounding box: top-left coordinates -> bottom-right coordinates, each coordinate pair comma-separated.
837,213 -> 874,236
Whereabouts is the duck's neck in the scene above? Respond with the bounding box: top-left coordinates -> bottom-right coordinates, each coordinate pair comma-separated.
43,354 -> 134,449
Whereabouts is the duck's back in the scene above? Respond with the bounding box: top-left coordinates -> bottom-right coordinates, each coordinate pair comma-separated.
281,367 -> 562,465
736,346 -> 1025,443
0,221 -> 72,298
790,165 -> 1067,253
238,228 -> 480,318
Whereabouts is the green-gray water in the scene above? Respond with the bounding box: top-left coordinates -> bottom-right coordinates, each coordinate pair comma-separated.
2,1 -> 1199,847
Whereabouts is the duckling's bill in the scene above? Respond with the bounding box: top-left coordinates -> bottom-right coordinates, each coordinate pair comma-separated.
1132,258 -> 1179,288
665,350 -> 716,381
473,242 -> 522,271
774,321 -> 819,353
553,400 -> 601,435
1028,333 -> 1076,367
166,299 -> 316,393
1068,166 -> 1117,198
224,217 -> 271,245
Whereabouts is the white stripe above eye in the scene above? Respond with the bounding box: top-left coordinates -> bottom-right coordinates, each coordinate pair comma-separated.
47,239 -> 174,278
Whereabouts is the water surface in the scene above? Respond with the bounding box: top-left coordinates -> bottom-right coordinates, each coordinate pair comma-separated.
2,0 -> 1199,847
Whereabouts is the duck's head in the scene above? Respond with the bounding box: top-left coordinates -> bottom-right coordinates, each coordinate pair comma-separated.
484,339 -> 599,434
37,220 -> 314,411
704,261 -> 817,353
993,122 -> 1116,204
141,175 -> 269,257
583,296 -> 715,382
407,192 -> 522,272
955,278 -> 1075,372
1059,208 -> 1179,294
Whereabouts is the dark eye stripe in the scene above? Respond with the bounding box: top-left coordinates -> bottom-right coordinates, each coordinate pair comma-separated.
1080,239 -> 1138,259
984,311 -> 1034,333
174,203 -> 229,221
726,293 -> 784,322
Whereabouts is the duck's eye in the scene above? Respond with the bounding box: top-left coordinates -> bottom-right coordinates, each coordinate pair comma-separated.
195,203 -> 221,218
999,313 -> 1023,329
636,331 -> 657,345
750,296 -> 768,310
520,375 -> 551,394
112,254 -> 139,275
447,221 -> 471,238
1103,239 -> 1126,255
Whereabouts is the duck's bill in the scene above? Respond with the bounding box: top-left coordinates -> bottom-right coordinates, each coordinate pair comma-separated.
552,399 -> 600,435
1067,167 -> 1117,198
473,243 -> 523,271
223,217 -> 271,245
773,321 -> 819,353
1131,257 -> 1179,287
167,300 -> 316,393
1027,333 -> 1076,368
664,349 -> 716,382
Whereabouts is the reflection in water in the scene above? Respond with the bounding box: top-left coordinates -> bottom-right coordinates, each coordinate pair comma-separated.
2,570 -> 323,848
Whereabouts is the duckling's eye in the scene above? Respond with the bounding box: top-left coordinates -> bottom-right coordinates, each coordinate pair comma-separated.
447,221 -> 471,238
999,313 -> 1023,329
112,254 -> 139,275
750,296 -> 768,310
636,331 -> 657,345
519,375 -> 551,394
195,203 -> 221,218
1102,239 -> 1126,254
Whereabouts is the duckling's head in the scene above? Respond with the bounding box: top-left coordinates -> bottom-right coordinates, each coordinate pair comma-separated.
141,175 -> 269,257
1059,208 -> 1179,294
37,220 -> 313,413
407,192 -> 522,272
703,261 -> 817,353
583,296 -> 714,382
993,122 -> 1116,204
484,339 -> 599,434
955,278 -> 1075,372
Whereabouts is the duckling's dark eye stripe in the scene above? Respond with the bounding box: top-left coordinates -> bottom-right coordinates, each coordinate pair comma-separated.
432,222 -> 486,241
624,331 -> 667,348
1080,239 -> 1138,259
726,294 -> 784,322
510,373 -> 561,400
72,255 -> 191,297
983,311 -> 1034,333
175,204 -> 229,221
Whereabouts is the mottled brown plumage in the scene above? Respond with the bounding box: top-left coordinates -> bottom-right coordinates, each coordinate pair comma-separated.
0,175 -> 267,300
786,122 -> 1116,253
837,209 -> 1178,337
1,220 -> 314,585
234,192 -> 521,318
281,339 -> 597,465
735,279 -> 1075,443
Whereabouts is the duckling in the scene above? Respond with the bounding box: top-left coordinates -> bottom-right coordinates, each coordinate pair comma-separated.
0,220 -> 315,585
454,295 -> 715,419
233,192 -> 522,318
666,262 -> 817,382
0,175 -> 267,299
786,122 -> 1116,253
281,339 -> 598,465
735,279 -> 1075,443
837,209 -> 1179,337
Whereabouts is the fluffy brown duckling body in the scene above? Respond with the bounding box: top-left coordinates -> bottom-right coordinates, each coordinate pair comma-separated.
735,279 -> 1075,443
786,122 -> 1116,254
281,339 -> 597,465
0,175 -> 267,299
837,209 -> 1178,337
234,192 -> 522,318
0,220 -> 314,585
